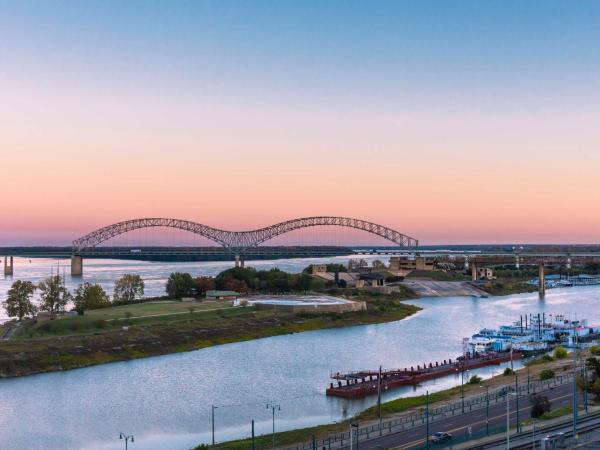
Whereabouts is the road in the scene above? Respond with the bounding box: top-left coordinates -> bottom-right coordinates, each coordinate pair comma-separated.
337,382 -> 581,450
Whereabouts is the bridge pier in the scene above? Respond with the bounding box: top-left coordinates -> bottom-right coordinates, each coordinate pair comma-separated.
538,263 -> 545,297
234,255 -> 245,268
471,263 -> 478,281
71,255 -> 83,276
3,256 -> 14,276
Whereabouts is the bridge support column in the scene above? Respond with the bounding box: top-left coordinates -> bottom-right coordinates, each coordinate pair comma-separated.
234,255 -> 241,268
71,255 -> 83,276
3,256 -> 13,276
471,263 -> 478,281
538,264 -> 545,297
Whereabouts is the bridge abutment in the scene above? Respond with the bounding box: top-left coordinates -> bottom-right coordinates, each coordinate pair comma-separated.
3,256 -> 14,276
71,255 -> 83,276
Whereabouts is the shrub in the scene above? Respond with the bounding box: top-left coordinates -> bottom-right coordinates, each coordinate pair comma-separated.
540,369 -> 555,380
503,368 -> 514,376
93,319 -> 107,329
554,346 -> 568,359
70,320 -> 82,331
468,375 -> 483,385
589,345 -> 600,356
543,354 -> 555,362
530,394 -> 551,418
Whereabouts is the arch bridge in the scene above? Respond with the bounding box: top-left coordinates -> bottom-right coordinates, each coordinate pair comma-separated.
69,216 -> 419,275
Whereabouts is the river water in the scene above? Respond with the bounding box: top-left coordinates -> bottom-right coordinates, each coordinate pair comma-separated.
1,258 -> 599,450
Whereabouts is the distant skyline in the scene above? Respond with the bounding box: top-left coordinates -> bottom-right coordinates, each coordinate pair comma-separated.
1,1 -> 599,245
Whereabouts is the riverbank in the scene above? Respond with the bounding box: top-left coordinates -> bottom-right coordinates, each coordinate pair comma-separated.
206,350 -> 591,450
0,291 -> 420,378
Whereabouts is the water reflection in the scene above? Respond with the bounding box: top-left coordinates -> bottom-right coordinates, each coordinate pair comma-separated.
0,283 -> 598,449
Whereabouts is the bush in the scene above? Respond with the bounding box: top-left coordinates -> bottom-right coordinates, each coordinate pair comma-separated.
530,394 -> 551,418
93,319 -> 107,329
543,354 -> 555,362
504,368 -> 514,376
70,320 -> 82,331
468,375 -> 483,385
554,346 -> 568,359
540,369 -> 555,380
589,345 -> 600,356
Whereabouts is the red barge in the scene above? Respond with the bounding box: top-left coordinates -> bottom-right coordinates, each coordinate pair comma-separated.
326,350 -> 523,399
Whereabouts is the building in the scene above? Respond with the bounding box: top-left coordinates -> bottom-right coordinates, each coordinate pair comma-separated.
389,256 -> 435,274
477,267 -> 495,280
205,290 -> 240,300
311,264 -> 328,275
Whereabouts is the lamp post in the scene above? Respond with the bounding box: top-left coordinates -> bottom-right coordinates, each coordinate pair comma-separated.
506,389 -> 517,450
572,332 -> 579,441
211,404 -> 218,445
425,390 -> 430,450
119,432 -> 134,450
266,403 -> 281,450
350,423 -> 359,450
515,374 -> 520,432
480,385 -> 489,435
461,368 -> 469,413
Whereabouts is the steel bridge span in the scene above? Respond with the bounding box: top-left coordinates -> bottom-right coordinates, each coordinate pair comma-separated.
64,216 -> 418,275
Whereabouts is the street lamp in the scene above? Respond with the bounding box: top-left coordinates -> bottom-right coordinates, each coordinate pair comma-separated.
266,403 -> 281,450
460,368 -> 470,413
119,432 -> 134,450
211,404 -> 218,445
425,390 -> 430,450
506,389 -> 517,450
350,422 -> 359,450
480,385 -> 489,435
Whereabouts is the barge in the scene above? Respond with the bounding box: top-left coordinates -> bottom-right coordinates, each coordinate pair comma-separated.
326,350 -> 522,399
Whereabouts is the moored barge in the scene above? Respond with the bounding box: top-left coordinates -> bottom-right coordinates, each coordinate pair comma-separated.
326,350 -> 522,399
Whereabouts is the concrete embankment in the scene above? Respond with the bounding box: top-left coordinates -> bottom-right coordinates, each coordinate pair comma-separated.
400,280 -> 488,297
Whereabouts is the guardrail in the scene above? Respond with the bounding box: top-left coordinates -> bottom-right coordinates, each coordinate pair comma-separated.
280,373 -> 575,450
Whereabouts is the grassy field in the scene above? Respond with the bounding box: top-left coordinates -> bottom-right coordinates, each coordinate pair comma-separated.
1,293 -> 421,377
13,301 -> 239,339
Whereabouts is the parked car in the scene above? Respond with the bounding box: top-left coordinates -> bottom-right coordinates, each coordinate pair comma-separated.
430,432 -> 452,443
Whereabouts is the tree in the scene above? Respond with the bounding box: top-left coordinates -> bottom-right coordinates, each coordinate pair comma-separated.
220,277 -> 248,293
38,275 -> 71,313
73,283 -> 110,314
348,259 -> 369,271
194,276 -> 215,296
372,260 -> 387,270
215,267 -> 257,290
166,272 -> 196,299
113,274 -> 144,302
530,394 -> 551,418
468,375 -> 482,385
553,346 -> 568,359
540,369 -> 555,380
4,280 -> 37,320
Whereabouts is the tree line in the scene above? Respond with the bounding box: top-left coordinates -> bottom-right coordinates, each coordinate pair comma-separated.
2,274 -> 145,320
165,267 -> 327,299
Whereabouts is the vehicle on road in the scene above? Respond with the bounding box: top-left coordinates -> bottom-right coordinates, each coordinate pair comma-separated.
430,432 -> 452,443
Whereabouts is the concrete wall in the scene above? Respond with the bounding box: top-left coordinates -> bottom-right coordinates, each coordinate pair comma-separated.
254,300 -> 366,314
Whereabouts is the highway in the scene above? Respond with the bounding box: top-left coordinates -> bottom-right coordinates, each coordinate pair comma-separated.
334,382 -> 582,450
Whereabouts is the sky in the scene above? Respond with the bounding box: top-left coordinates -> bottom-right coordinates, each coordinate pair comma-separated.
1,0 -> 599,245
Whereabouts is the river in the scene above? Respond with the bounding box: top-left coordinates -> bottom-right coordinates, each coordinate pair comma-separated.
0,259 -> 599,450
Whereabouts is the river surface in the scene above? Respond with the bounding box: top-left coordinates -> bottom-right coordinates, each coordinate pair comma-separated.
0,259 -> 599,450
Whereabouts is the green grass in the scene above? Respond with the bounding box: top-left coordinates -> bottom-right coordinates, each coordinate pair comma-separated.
207,386 -> 462,450
539,406 -> 573,420
12,301 -> 240,339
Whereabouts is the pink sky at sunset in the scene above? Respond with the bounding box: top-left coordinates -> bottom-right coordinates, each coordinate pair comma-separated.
1,2 -> 599,246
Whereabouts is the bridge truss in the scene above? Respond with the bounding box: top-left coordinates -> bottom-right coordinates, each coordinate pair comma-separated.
72,216 -> 418,256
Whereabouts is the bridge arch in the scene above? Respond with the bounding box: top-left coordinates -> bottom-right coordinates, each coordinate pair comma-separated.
72,216 -> 418,254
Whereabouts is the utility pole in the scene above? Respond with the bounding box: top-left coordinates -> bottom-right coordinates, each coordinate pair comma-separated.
377,365 -> 382,435
252,420 -> 256,450
119,432 -> 134,450
425,390 -> 430,450
266,403 -> 281,450
211,404 -> 218,445
515,374 -> 520,432
572,332 -> 578,441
